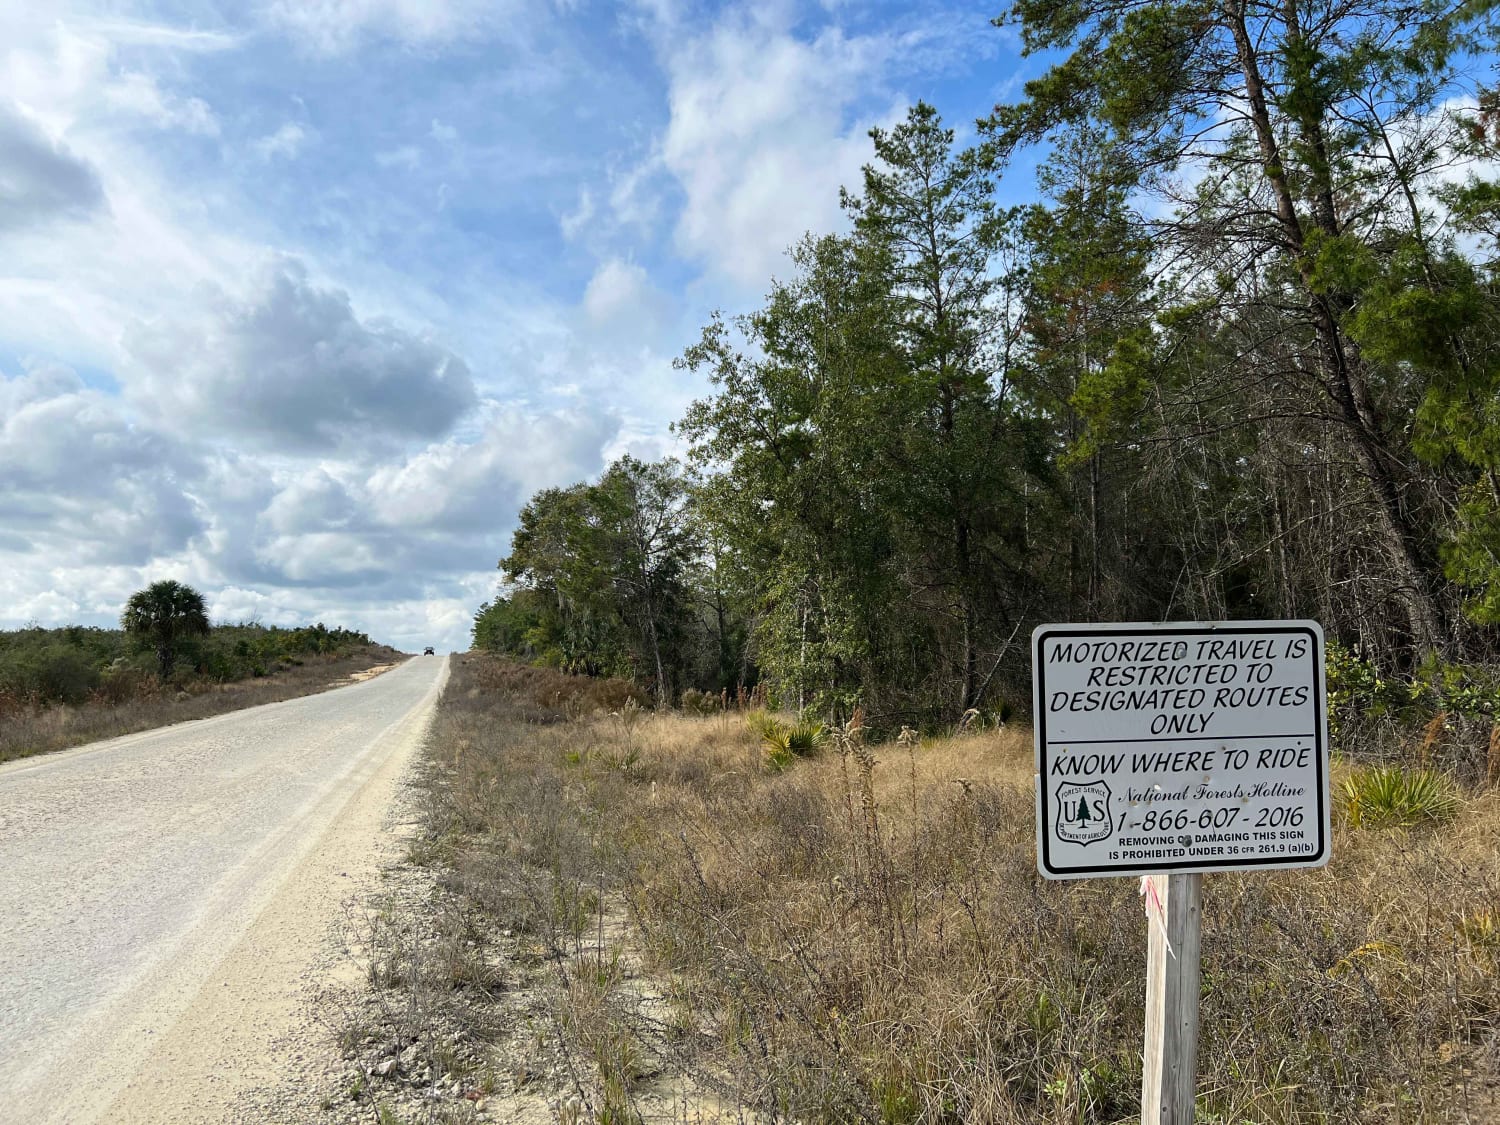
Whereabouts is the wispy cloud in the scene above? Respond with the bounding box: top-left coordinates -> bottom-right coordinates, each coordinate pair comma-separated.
251,122 -> 309,160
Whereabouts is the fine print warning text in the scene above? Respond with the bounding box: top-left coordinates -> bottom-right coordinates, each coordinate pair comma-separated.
1031,621 -> 1330,879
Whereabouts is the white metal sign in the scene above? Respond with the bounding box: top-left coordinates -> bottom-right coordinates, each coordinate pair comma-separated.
1032,621 -> 1330,880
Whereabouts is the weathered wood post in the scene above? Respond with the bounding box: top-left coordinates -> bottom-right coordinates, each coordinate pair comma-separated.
1141,872 -> 1202,1125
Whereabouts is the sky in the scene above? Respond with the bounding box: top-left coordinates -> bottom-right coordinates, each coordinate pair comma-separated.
0,0 -> 1031,653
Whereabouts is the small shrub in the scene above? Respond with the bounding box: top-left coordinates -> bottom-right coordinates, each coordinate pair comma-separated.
748,712 -> 826,756
748,712 -> 793,771
745,709 -> 782,741
1341,765 -> 1459,828
679,688 -> 721,715
1456,909 -> 1498,962
763,740 -> 796,772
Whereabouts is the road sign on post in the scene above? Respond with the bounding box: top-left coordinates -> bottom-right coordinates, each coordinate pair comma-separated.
1030,621 -> 1330,1125
1033,621 -> 1329,879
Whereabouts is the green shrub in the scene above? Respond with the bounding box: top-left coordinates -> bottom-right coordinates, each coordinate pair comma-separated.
0,643 -> 100,704
97,660 -> 155,703
1341,766 -> 1459,828
0,620 -> 377,707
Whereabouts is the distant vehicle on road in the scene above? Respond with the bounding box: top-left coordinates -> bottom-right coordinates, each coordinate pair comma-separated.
423,646 -> 435,655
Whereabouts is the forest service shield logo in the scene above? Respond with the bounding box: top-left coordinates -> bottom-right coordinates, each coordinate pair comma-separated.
1054,780 -> 1113,846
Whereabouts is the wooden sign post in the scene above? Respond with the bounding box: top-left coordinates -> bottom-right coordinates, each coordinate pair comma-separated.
1031,621 -> 1331,1125
1141,873 -> 1202,1125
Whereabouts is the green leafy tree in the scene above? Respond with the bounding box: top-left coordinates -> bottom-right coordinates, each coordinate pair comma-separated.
595,456 -> 697,703
121,580 -> 211,679
679,234 -> 913,717
497,458 -> 699,700
1019,124 -> 1154,619
472,591 -> 547,657
502,482 -> 628,676
679,109 -> 1050,721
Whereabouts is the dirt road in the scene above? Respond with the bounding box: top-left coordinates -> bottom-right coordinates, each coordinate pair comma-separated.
0,653 -> 448,1124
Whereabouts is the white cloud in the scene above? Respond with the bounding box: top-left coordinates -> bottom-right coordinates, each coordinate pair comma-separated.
104,72 -> 219,135
430,118 -> 458,143
367,403 -> 621,533
559,185 -> 595,240
582,257 -> 649,323
78,19 -> 241,53
607,150 -> 667,233
637,7 -> 907,288
251,122 -> 309,160
0,364 -> 207,566
261,0 -> 519,54
0,353 -> 624,650
375,145 -> 422,170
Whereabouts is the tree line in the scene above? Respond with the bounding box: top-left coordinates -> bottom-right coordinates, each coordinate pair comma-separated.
1,581 -> 376,708
475,0 -> 1500,728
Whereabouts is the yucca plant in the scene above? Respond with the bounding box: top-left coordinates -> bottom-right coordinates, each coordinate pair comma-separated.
763,740 -> 796,773
747,711 -> 792,771
747,711 -> 826,769
1341,766 -> 1459,828
785,720 -> 828,756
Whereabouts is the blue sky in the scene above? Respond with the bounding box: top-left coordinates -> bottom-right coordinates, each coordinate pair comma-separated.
0,0 -> 1033,652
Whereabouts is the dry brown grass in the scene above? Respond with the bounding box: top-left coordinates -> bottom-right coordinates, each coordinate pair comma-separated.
0,644 -> 406,764
417,654 -> 1500,1124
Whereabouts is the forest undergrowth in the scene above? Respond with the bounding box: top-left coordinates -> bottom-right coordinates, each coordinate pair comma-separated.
409,654 -> 1500,1124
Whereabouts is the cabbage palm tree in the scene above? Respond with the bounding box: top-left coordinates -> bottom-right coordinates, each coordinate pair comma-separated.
121,580 -> 210,679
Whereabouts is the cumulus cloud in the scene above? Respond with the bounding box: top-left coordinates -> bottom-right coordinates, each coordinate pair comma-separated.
0,364 -> 206,566
185,401 -> 619,592
124,258 -> 478,454
0,354 -> 623,647
366,404 -> 621,534
583,257 -> 649,322
260,467 -> 362,536
0,102 -> 107,231
648,9 -> 903,287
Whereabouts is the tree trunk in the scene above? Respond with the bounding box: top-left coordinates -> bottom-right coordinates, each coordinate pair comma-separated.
1226,0 -> 1447,654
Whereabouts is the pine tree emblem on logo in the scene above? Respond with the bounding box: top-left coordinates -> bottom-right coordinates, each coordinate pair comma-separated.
1054,780 -> 1114,845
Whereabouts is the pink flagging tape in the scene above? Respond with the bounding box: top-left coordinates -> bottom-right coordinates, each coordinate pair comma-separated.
1139,876 -> 1175,959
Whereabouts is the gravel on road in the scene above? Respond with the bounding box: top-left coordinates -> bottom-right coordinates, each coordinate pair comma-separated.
0,653 -> 449,1125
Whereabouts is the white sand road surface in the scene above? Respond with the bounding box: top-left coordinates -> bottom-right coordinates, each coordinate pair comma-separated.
0,654 -> 449,1124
